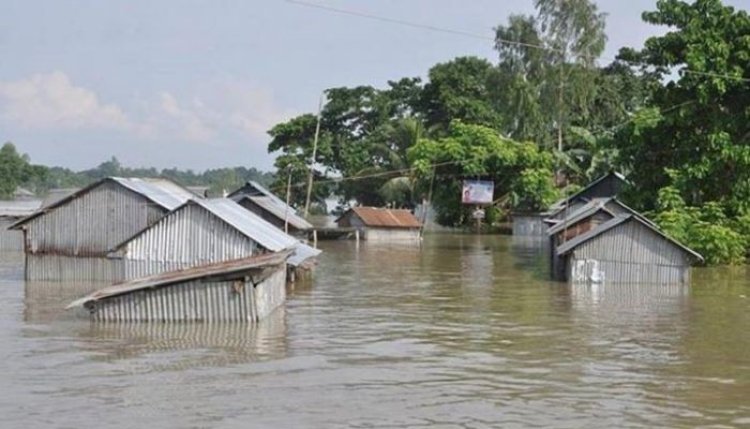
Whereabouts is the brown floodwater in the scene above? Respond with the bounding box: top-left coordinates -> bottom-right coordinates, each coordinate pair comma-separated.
1,234 -> 750,428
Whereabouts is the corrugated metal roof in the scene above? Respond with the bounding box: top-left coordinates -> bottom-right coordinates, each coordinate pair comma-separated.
112,177 -> 195,211
12,177 -> 196,228
288,241 -> 322,267
550,172 -> 628,212
230,180 -> 294,213
0,200 -> 42,218
67,251 -> 290,309
340,207 -> 422,228
556,214 -> 703,262
192,198 -> 298,252
241,195 -> 313,230
547,199 -> 614,236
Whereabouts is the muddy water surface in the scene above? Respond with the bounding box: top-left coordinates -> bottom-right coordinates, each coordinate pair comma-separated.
1,234 -> 749,428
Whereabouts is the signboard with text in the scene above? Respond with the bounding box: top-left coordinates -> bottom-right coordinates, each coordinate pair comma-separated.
461,180 -> 494,205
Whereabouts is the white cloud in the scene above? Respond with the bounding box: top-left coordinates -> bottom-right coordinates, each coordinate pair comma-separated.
0,71 -> 129,129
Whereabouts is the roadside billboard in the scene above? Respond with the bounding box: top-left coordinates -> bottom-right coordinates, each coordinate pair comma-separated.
461,180 -> 494,205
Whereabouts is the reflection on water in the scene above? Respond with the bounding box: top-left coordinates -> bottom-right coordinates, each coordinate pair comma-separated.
1,237 -> 750,428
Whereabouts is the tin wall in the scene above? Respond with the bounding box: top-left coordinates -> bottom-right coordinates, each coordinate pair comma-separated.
567,221 -> 691,285
24,181 -> 165,256
89,263 -> 287,322
120,204 -> 259,279
364,228 -> 421,242
0,218 -> 24,251
512,215 -> 548,236
26,254 -> 124,282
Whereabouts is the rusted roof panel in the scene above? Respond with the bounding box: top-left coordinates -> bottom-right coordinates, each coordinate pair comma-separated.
345,207 -> 422,228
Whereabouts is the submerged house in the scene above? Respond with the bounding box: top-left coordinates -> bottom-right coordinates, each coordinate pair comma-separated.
0,200 -> 42,251
229,180 -> 313,236
513,171 -> 629,236
552,212 -> 702,285
234,195 -> 313,236
108,198 -> 320,281
71,198 -> 320,322
336,207 -> 422,241
10,177 -> 195,282
68,251 -> 291,323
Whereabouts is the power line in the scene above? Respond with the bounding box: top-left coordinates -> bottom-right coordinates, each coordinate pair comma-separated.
285,0 -> 750,83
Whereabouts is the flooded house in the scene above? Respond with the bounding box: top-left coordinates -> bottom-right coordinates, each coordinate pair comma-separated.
336,207 -> 422,241
513,171 -> 629,236
552,213 -> 703,285
0,200 -> 42,251
10,177 -> 195,282
68,251 -> 291,323
108,198 -> 319,280
70,198 -> 320,322
234,195 -> 313,236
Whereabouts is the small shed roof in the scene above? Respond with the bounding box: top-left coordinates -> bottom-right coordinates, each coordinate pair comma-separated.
546,199 -> 614,236
67,251 -> 291,309
187,199 -> 299,252
339,207 -> 422,229
0,200 -> 42,218
229,180 -> 293,212
556,214 -> 703,262
550,172 -> 628,212
111,198 -> 319,266
11,177 -> 196,229
239,195 -> 313,230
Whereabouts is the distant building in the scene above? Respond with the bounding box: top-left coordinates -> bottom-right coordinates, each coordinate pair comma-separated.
553,213 -> 702,285
10,177 -> 196,282
229,180 -> 291,211
41,188 -> 80,208
337,207 -> 422,241
0,199 -> 42,251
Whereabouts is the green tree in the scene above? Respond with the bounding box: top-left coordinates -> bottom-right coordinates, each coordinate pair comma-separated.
409,122 -> 558,226
614,0 -> 750,213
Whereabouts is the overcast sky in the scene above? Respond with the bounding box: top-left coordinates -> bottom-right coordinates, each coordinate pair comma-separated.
1,0 -> 746,172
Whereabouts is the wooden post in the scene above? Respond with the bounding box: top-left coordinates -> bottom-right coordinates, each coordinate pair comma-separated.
284,169 -> 292,234
304,93 -> 324,218
475,205 -> 481,234
355,229 -> 360,248
313,230 -> 318,248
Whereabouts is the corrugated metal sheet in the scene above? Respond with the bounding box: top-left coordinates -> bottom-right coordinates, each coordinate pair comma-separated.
13,177 -> 193,230
192,199 -> 298,252
559,218 -> 698,284
547,199 -> 614,236
0,200 -> 42,217
288,242 -> 322,267
20,180 -> 167,256
549,172 -> 628,211
512,213 -> 548,236
111,177 -> 196,211
71,251 -> 289,305
26,254 -> 124,282
0,218 -> 24,251
116,201 -> 260,279
229,180 -> 293,213
240,195 -> 313,230
69,253 -> 288,322
338,207 -> 421,229
557,215 -> 703,262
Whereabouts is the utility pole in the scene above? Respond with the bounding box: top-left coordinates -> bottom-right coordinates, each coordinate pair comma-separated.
304,93 -> 324,218
284,167 -> 292,234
